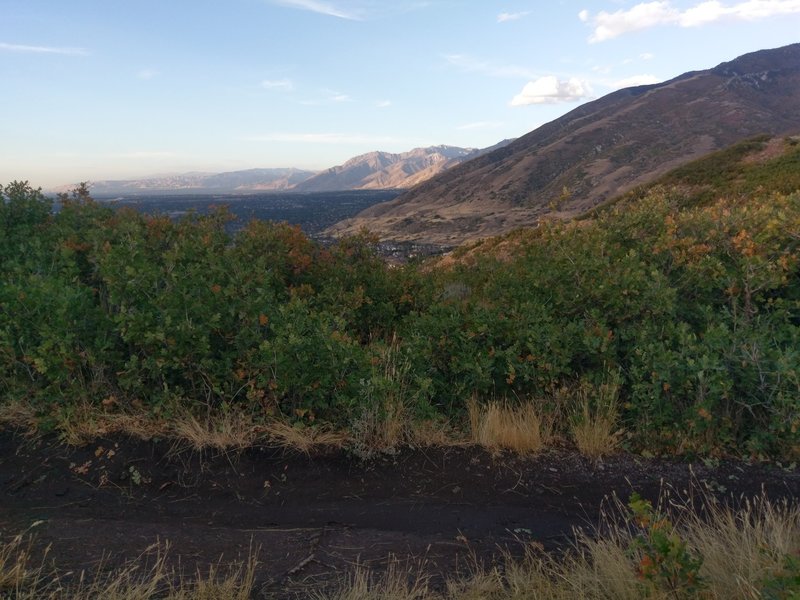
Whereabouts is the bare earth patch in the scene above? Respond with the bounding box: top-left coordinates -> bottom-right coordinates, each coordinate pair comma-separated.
1,428 -> 799,598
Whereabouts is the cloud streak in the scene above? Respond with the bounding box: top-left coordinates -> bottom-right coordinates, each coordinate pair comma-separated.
581,0 -> 800,42
271,0 -> 363,20
261,78 -> 295,91
0,42 -> 88,56
269,1 -> 440,21
510,76 -> 592,106
299,89 -> 353,105
497,11 -> 531,23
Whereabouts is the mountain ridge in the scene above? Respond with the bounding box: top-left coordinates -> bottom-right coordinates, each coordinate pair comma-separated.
291,143 -> 514,192
328,43 -> 800,246
55,142 -> 514,196
59,168 -> 317,196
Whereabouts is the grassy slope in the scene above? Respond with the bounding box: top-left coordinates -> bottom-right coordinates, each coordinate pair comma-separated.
588,133 -> 800,215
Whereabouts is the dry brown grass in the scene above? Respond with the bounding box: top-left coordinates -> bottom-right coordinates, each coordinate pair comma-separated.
318,493 -> 800,600
0,400 -> 39,433
51,400 -> 169,446
171,411 -> 261,451
4,492 -> 799,599
313,559 -> 433,600
167,547 -> 258,600
467,397 -> 553,454
408,418 -> 466,448
68,543 -> 171,600
686,494 -> 800,597
0,534 -> 40,595
570,381 -> 623,459
263,420 -> 347,454
0,398 -> 353,454
0,538 -> 258,600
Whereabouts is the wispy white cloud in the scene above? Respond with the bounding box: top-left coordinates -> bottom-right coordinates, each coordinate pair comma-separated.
443,53 -> 538,79
497,11 -> 531,22
376,100 -> 392,108
580,2 -> 675,41
456,121 -> 504,131
611,74 -> 663,88
242,132 -> 401,144
581,0 -> 800,42
510,76 -> 592,106
270,0 -> 363,20
261,78 -> 295,91
270,1 -> 439,20
300,89 -> 352,105
0,42 -> 88,56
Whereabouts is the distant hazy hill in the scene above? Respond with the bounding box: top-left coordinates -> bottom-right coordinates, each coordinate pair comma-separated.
329,43 -> 800,245
58,142 -> 514,196
73,168 -> 316,196
292,143 -> 513,192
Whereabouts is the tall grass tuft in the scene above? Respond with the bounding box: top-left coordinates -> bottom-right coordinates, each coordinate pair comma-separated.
312,559 -> 433,600
468,397 -> 553,454
570,378 -> 623,459
0,538 -> 259,600
320,491 -> 800,599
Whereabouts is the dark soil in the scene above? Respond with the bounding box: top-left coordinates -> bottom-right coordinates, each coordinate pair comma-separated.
1,428 -> 799,597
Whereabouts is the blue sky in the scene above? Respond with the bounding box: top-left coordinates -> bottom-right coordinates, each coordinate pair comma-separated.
1,1 -> 798,189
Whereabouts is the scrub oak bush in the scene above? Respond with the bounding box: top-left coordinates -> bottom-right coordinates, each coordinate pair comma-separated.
1,179 -> 799,457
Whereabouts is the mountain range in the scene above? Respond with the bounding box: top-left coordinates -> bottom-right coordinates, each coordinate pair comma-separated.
293,142 -> 511,192
329,43 -> 800,246
68,143 -> 512,196
70,168 -> 315,196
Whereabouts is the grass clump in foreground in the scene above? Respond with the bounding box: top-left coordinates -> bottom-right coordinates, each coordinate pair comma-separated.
467,396 -> 554,454
3,494 -> 798,599
569,378 -> 623,459
319,493 -> 800,600
0,538 -> 257,600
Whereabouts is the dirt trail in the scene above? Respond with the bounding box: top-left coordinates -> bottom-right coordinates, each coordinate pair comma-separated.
1,429 -> 798,597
